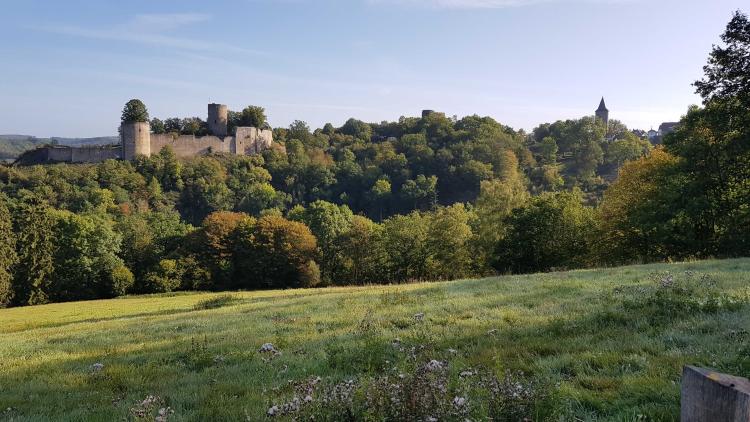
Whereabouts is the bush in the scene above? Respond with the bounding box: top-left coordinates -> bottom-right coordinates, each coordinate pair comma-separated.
143,259 -> 182,293
618,271 -> 747,322
193,294 -> 239,310
108,265 -> 135,297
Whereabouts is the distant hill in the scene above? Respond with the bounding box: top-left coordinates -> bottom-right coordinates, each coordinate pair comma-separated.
0,135 -> 118,159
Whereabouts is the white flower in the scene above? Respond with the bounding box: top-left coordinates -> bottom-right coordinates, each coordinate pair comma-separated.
267,405 -> 279,416
424,360 -> 445,371
414,312 -> 425,321
447,348 -> 458,354
259,343 -> 276,353
453,396 -> 466,408
91,363 -> 104,372
304,395 -> 313,402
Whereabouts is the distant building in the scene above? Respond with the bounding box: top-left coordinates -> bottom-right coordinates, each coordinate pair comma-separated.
658,122 -> 680,136
15,102 -> 276,165
647,129 -> 659,142
422,110 -> 446,119
595,97 -> 609,127
121,103 -> 273,161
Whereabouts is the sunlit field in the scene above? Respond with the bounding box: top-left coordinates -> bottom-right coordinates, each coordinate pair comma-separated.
1,259 -> 749,421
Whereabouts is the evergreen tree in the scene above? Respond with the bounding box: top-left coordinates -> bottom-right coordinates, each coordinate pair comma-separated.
0,196 -> 17,307
13,198 -> 55,306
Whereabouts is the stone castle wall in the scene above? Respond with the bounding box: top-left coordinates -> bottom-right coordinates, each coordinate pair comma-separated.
16,104 -> 276,166
149,133 -> 235,158
235,127 -> 274,155
16,145 -> 121,165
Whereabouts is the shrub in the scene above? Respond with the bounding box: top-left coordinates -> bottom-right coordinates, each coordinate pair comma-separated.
108,265 -> 135,297
142,259 -> 182,293
193,294 -> 239,310
619,271 -> 747,322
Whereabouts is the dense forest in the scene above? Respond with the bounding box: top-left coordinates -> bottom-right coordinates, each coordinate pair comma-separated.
0,11 -> 748,308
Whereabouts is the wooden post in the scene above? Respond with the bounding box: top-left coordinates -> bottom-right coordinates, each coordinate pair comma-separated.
681,366 -> 750,421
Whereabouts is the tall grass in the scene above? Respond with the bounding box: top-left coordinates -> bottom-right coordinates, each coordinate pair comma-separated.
0,259 -> 749,421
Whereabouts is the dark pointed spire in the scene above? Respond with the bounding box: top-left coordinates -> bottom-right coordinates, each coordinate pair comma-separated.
597,97 -> 608,112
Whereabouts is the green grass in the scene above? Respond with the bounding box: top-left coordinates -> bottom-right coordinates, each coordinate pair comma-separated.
1,259 -> 749,421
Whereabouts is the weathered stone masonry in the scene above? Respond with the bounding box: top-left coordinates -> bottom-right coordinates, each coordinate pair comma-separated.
122,103 -> 273,160
17,103 -> 274,165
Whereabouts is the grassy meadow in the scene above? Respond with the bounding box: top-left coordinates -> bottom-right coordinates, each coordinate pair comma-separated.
1,259 -> 750,421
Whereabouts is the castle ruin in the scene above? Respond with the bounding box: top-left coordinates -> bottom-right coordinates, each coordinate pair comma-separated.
121,103 -> 274,160
16,103 -> 274,165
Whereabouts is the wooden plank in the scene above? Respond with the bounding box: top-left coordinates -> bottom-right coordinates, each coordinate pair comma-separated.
681,366 -> 750,421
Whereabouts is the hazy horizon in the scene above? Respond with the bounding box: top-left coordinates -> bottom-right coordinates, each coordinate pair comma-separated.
1,0 -> 745,137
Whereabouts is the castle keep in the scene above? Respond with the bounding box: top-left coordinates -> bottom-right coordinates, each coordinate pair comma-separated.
120,103 -> 273,160
17,103 -> 274,165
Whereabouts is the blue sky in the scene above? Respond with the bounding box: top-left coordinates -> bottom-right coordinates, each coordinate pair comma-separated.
0,0 -> 745,137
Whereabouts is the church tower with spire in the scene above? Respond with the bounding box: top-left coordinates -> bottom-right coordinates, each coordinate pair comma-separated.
595,97 -> 609,127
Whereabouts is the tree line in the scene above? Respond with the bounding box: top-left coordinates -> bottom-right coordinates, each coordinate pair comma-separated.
0,11 -> 747,308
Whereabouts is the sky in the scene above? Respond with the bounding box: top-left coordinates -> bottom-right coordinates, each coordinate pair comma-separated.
0,0 -> 745,137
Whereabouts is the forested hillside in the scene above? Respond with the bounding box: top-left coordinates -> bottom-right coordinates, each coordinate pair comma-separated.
0,11 -> 748,308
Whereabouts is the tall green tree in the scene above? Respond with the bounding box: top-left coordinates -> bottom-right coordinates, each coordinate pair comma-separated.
121,99 -> 149,123
662,10 -> 750,256
0,196 -> 17,307
492,191 -> 595,274
425,204 -> 476,280
13,197 -> 55,305
48,210 -> 132,301
694,10 -> 750,105
239,106 -> 268,128
380,212 -> 431,282
288,201 -> 353,284
337,215 -> 385,285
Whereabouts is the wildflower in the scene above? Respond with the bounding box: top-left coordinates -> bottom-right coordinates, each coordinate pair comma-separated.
414,312 -> 425,321
91,363 -> 104,372
155,407 -> 173,422
424,360 -> 445,371
459,370 -> 474,377
267,405 -> 279,416
487,328 -> 498,335
452,396 -> 466,408
447,348 -> 458,354
259,343 -> 277,353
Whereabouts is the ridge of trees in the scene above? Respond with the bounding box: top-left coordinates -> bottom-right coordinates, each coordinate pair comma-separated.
0,10 -> 747,308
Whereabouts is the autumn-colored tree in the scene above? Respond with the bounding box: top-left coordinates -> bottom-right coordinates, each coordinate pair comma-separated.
596,148 -> 685,264
232,215 -> 319,289
198,211 -> 254,288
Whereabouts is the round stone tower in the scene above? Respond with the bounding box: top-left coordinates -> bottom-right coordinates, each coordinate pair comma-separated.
121,121 -> 151,160
208,103 -> 228,137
